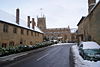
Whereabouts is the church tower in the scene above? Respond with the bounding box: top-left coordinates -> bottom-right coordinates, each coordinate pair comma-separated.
37,16 -> 46,31
88,0 -> 96,13
37,8 -> 46,32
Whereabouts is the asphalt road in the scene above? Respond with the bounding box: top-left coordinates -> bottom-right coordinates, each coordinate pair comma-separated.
4,43 -> 74,67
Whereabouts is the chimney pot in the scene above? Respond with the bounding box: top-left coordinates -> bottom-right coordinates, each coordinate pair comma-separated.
27,16 -> 30,28
88,0 -> 96,13
32,18 -> 35,29
16,8 -> 20,24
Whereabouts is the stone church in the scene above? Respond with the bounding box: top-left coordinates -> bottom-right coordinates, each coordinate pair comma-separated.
37,16 -> 71,42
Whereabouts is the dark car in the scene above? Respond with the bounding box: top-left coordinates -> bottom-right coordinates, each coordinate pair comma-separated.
79,41 -> 100,61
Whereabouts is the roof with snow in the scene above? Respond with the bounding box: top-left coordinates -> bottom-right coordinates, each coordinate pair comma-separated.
0,9 -> 43,33
77,1 -> 100,26
70,28 -> 77,33
77,16 -> 85,26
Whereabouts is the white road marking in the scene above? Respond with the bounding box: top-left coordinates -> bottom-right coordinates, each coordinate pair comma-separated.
36,53 -> 49,61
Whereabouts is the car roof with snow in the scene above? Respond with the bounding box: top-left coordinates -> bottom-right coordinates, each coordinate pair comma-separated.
80,41 -> 100,49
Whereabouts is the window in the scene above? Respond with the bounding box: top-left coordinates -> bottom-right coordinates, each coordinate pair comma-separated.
21,29 -> 24,34
13,27 -> 17,33
3,24 -> 8,32
20,39 -> 23,44
38,33 -> 39,36
31,31 -> 33,36
27,30 -> 29,35
35,32 -> 36,36
2,43 -> 7,48
9,41 -> 14,46
30,41 -> 33,45
79,44 -> 83,49
20,42 -> 23,44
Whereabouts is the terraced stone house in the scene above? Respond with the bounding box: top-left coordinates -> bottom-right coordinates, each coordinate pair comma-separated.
0,8 -> 43,48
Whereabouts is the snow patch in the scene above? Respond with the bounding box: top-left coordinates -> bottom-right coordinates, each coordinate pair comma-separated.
71,28 -> 77,33
72,45 -> 100,67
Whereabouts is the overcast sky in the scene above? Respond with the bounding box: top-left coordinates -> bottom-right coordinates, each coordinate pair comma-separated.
0,0 -> 99,28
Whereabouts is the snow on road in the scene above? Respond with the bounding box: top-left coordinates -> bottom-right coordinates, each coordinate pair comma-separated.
71,45 -> 100,67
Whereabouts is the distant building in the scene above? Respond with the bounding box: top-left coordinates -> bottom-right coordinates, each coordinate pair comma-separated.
77,0 -> 100,44
0,8 -> 43,48
70,28 -> 78,43
37,16 -> 46,32
37,16 -> 71,42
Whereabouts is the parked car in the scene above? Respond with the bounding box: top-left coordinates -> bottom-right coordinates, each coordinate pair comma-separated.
79,41 -> 100,61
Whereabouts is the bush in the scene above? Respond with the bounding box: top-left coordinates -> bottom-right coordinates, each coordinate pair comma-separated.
0,41 -> 56,57
0,47 -> 9,57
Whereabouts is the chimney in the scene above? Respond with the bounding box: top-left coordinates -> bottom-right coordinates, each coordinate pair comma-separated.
16,8 -> 20,24
27,16 -> 30,28
88,0 -> 96,13
32,18 -> 35,29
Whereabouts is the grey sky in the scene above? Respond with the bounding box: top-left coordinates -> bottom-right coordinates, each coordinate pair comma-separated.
0,0 -> 99,28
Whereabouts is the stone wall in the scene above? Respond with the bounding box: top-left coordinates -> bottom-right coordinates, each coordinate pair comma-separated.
88,2 -> 100,44
77,2 -> 100,44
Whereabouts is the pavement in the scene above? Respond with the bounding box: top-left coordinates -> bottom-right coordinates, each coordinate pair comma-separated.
0,46 -> 49,61
0,43 -> 75,67
69,46 -> 75,67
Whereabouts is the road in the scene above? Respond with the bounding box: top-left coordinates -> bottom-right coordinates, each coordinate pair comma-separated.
3,43 -> 74,67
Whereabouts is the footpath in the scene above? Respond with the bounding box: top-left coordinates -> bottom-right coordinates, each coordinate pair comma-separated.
0,46 -> 50,66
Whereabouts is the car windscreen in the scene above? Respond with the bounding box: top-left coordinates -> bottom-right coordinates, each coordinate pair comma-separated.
84,49 -> 100,55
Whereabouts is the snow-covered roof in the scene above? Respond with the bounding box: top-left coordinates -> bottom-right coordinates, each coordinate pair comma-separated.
0,9 -> 43,33
80,41 -> 100,49
71,28 -> 77,33
34,26 -> 43,33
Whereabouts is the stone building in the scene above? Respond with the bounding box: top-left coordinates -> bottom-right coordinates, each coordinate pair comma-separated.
37,16 -> 71,42
77,17 -> 85,41
70,28 -> 78,43
37,16 -> 46,32
77,0 -> 100,44
44,28 -> 71,42
0,9 -> 43,48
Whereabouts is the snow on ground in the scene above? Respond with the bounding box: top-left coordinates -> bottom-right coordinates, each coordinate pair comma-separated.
71,45 -> 100,67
